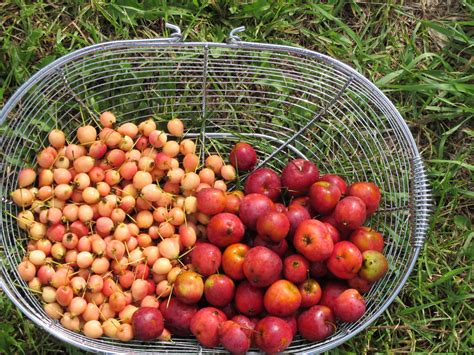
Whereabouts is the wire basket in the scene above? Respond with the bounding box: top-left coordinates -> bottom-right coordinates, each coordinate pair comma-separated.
0,24 -> 431,353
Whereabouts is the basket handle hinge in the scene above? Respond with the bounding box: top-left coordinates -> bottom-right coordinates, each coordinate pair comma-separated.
411,155 -> 432,248
227,26 -> 246,43
165,22 -> 183,42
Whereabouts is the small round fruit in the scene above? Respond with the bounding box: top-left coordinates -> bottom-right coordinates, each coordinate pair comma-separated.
349,227 -> 384,252
244,168 -> 281,201
281,159 -> 319,196
243,246 -> 282,288
327,241 -> 363,279
334,196 -> 367,230
359,250 -> 388,282
132,307 -> 164,340
229,142 -> 257,171
263,280 -> 302,317
256,211 -> 290,242
333,289 -> 366,322
297,305 -> 335,341
348,182 -> 381,215
293,219 -> 334,262
255,316 -> 293,353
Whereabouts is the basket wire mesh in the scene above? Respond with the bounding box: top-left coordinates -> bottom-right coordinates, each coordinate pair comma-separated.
0,24 -> 431,353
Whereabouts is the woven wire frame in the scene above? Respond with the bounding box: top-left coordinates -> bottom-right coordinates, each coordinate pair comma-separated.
0,31 -> 431,353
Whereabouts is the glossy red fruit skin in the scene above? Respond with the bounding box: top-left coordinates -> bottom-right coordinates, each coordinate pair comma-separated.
281,159 -> 319,196
349,227 -> 384,252
191,242 -> 222,277
283,254 -> 310,284
204,274 -> 235,307
334,196 -> 367,230
348,182 -> 381,215
274,203 -> 287,213
222,243 -> 250,280
255,316 -> 294,353
309,181 -> 342,215
207,213 -> 245,248
230,142 -> 257,171
160,298 -> 198,336
132,307 -> 164,340
234,281 -> 265,317
218,320 -> 251,354
324,222 -> 341,243
173,271 -> 204,304
244,168 -> 281,201
289,196 -> 313,214
196,188 -> 226,215
253,236 -> 289,258
319,281 -> 348,311
319,174 -> 348,195
334,289 -> 366,322
347,275 -> 373,294
190,307 -> 227,348
299,278 -> 322,308
310,261 -> 328,278
297,305 -> 336,341
293,219 -> 334,262
239,193 -> 275,230
327,241 -> 363,279
359,250 -> 388,282
256,211 -> 290,242
285,205 -> 311,236
243,246 -> 282,288
263,280 -> 302,317
232,315 -> 257,341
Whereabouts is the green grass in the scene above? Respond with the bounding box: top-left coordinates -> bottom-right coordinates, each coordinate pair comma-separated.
0,0 -> 472,353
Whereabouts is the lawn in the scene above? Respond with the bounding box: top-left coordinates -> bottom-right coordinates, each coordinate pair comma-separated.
0,0 -> 472,353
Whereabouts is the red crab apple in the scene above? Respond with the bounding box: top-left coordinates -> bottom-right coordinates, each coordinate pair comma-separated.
282,315 -> 298,337
334,289 -> 366,322
253,236 -> 288,257
230,142 -> 257,171
256,211 -> 290,242
319,281 -> 348,311
327,241 -> 363,279
310,261 -> 328,278
347,275 -> 373,294
159,298 -> 197,336
334,196 -> 367,230
131,307 -> 164,340
281,159 -> 319,196
244,168 -> 281,201
319,174 -> 348,195
285,205 -> 311,236
283,254 -> 310,284
218,320 -> 251,354
204,274 -> 235,307
173,271 -> 204,304
234,281 -> 265,317
255,316 -> 293,353
222,243 -> 250,280
207,213 -> 245,248
297,305 -> 336,341
196,188 -> 226,215
359,250 -> 388,282
243,246 -> 282,288
349,227 -> 384,252
309,181 -> 342,215
239,193 -> 275,230
190,307 -> 227,348
348,182 -> 381,215
191,242 -> 221,276
264,279 -> 302,317
293,219 -> 334,262
324,222 -> 341,243
299,278 -> 322,308
232,315 -> 257,341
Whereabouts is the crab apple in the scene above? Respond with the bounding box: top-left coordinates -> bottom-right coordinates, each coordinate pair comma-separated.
191,242 -> 221,276
239,193 -> 275,230
283,254 -> 310,284
310,261 -> 328,278
219,320 -> 251,354
190,307 -> 227,348
204,274 -> 235,307
256,211 -> 290,242
56,285 -> 74,306
229,142 -> 257,171
232,315 -> 257,341
319,174 -> 347,195
196,188 -> 226,216
334,289 -> 366,322
281,159 -> 319,196
327,241 -> 363,279
349,227 -> 384,252
18,168 -> 37,187
334,196 -> 367,230
298,305 -> 336,341
222,243 -> 250,280
359,250 -> 388,282
243,246 -> 282,288
174,271 -> 204,304
285,205 -> 311,236
159,298 -> 198,336
324,222 -> 341,243
320,281 -> 348,311
11,188 -> 34,207
347,275 -> 373,294
244,168 -> 281,201
299,279 -> 322,308
264,280 -> 302,317
348,182 -> 381,215
293,219 -> 333,262
17,260 -> 36,281
207,213 -> 245,248
234,281 -> 264,317
255,316 -> 293,353
253,236 -> 289,258
309,181 -> 342,215
131,307 -> 164,341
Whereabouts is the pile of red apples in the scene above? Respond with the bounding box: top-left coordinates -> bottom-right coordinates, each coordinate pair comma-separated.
12,112 -> 388,353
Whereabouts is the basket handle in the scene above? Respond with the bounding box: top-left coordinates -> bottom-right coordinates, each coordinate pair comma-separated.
164,22 -> 183,42
227,26 -> 246,43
